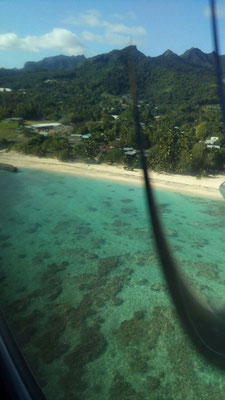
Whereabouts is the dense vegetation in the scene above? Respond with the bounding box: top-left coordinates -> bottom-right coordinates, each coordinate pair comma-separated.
1,45 -> 225,174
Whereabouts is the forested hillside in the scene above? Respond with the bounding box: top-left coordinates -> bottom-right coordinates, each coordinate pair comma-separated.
1,45 -> 225,174
0,45 -> 221,119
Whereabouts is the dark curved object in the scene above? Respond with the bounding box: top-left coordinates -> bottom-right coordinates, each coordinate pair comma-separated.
128,0 -> 225,367
210,0 -> 225,130
0,310 -> 47,400
0,163 -> 17,172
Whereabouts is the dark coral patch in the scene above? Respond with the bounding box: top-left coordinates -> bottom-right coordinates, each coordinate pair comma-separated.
109,372 -> 144,400
11,310 -> 43,347
97,255 -> 120,277
127,348 -> 148,373
121,198 -> 133,203
33,313 -> 68,364
0,234 -> 10,241
61,326 -> 107,396
26,223 -> 41,234
40,261 -> 68,282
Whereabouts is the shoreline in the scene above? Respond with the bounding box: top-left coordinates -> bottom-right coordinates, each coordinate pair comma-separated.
0,150 -> 224,199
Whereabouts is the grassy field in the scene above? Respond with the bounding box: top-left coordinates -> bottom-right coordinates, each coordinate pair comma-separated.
0,121 -> 22,139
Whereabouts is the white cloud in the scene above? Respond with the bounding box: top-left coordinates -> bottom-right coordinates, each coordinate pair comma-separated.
64,9 -> 146,47
204,4 -> 225,18
105,32 -> 132,47
64,9 -> 102,27
81,30 -> 103,42
0,28 -> 86,55
104,22 -> 146,36
111,11 -> 136,21
0,33 -> 20,50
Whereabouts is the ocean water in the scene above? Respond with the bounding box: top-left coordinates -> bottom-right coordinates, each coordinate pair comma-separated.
1,168 -> 225,400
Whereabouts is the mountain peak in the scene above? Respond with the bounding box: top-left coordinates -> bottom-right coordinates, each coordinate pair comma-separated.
181,47 -> 213,67
24,54 -> 85,70
163,49 -> 177,57
182,47 -> 204,57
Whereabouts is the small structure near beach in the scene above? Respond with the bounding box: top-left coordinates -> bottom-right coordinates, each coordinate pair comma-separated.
25,122 -> 63,136
28,123 -> 62,131
0,88 -> 12,92
0,163 -> 17,172
205,137 -> 220,149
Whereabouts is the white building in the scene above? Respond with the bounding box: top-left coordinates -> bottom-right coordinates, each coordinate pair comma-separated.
0,88 -> 12,92
205,137 -> 220,149
29,123 -> 62,130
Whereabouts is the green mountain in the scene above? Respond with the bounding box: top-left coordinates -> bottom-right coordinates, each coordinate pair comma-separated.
180,47 -> 215,67
0,45 -> 222,119
1,45 -> 225,175
24,54 -> 86,71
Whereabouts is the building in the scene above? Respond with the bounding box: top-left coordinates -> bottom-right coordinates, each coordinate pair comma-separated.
39,131 -> 49,136
5,118 -> 23,122
81,134 -> 92,139
25,122 -> 62,136
99,145 -> 112,152
0,88 -> 12,92
205,137 -> 220,149
29,123 -> 62,131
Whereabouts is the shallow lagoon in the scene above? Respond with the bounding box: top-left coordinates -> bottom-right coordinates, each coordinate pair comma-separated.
1,168 -> 225,400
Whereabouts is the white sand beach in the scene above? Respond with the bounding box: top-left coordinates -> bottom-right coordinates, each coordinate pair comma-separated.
0,150 -> 224,199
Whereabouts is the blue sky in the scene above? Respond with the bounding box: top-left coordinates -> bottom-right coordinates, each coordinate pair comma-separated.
0,0 -> 225,68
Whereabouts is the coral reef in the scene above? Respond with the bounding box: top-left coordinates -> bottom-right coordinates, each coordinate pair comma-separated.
97,256 -> 120,276
61,246 -> 98,260
4,296 -> 33,315
182,260 -> 219,281
11,309 -> 43,347
151,283 -> 167,292
145,375 -> 161,391
61,325 -> 107,396
0,270 -> 6,281
102,200 -> 112,207
167,229 -> 178,238
138,279 -> 149,286
121,198 -> 133,203
75,263 -> 133,311
26,223 -> 41,234
158,203 -> 172,214
192,239 -> 209,249
127,349 -> 148,373
115,311 -> 148,347
70,295 -> 96,328
121,207 -> 137,215
0,234 -> 10,241
114,305 -> 177,395
40,261 -> 69,282
88,206 -> 98,212
3,261 -> 70,319
90,237 -> 106,248
33,313 -> 69,364
109,372 -> 144,400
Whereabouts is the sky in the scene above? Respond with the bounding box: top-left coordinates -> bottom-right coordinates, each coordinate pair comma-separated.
1,0 -> 225,69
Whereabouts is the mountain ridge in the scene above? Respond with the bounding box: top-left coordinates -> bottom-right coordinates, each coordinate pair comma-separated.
3,45 -> 220,71
24,54 -> 86,71
0,45 -> 223,118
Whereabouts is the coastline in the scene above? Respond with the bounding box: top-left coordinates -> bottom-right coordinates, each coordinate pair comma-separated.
0,150 -> 224,199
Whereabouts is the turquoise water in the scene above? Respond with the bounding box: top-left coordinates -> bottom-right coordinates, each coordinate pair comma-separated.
1,168 -> 225,399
